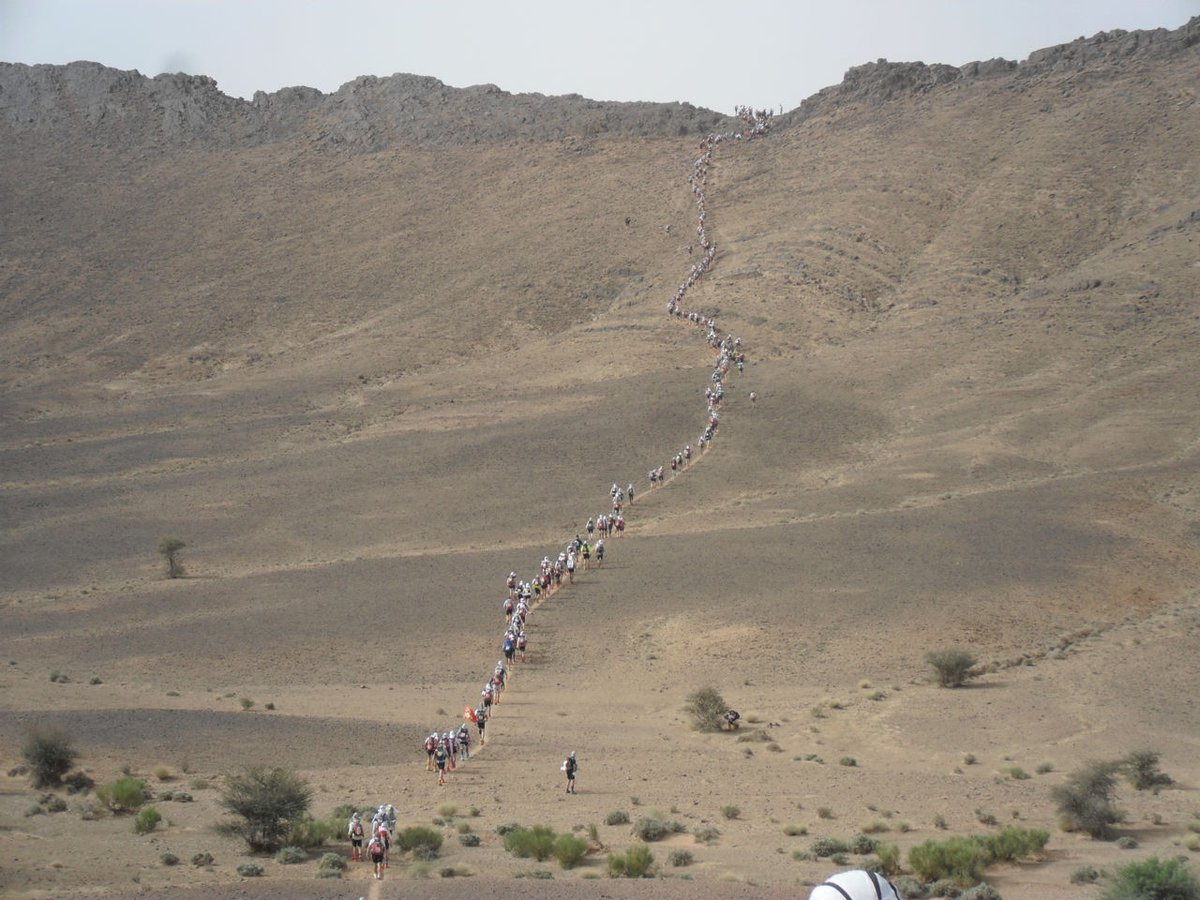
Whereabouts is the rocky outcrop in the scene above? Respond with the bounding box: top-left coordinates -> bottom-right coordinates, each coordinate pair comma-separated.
791,15 -> 1198,122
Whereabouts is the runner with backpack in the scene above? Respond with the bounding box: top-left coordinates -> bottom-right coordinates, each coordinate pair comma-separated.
563,751 -> 578,794
367,830 -> 387,879
348,811 -> 365,862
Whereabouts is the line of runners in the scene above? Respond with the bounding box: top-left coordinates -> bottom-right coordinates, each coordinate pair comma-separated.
418,107 -> 774,791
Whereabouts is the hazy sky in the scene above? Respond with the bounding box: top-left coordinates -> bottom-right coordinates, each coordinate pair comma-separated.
1,1 -> 1194,113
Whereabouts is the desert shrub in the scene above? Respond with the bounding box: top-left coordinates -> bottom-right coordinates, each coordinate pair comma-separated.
849,833 -> 880,854
21,727 -> 78,788
817,806 -> 834,819
289,815 -> 338,849
811,837 -> 851,858
632,813 -> 683,841
927,648 -> 979,688
840,756 -> 859,767
1117,836 -> 1139,849
158,536 -> 186,578
438,803 -> 457,818
399,826 -> 443,858
40,793 -> 67,813
862,820 -> 890,834
934,814 -> 949,830
63,770 -> 95,794
793,850 -> 815,861
929,878 -> 963,896
975,809 -> 999,827
656,845 -> 689,867
317,852 -> 346,873
504,826 -> 556,861
553,833 -> 589,869
1036,762 -> 1054,774
894,874 -> 928,898
236,862 -> 263,877
153,765 -> 171,781
721,805 -> 741,820
876,842 -> 902,876
133,806 -> 161,834
495,822 -> 520,835
608,844 -> 655,878
1053,760 -> 1124,839
456,822 -> 471,834
220,767 -> 312,853
191,851 -> 214,866
1070,864 -> 1100,884
684,686 -> 728,732
275,845 -> 307,864
160,851 -> 180,866
96,777 -> 148,814
605,810 -> 630,826
909,836 -> 988,886
977,826 -> 1049,863
1099,856 -> 1200,900
459,832 -> 481,847
783,823 -> 807,836
693,824 -> 720,844
439,864 -> 472,877
959,884 -> 1001,900
1006,766 -> 1030,780
1122,750 -> 1174,791
239,697 -> 254,710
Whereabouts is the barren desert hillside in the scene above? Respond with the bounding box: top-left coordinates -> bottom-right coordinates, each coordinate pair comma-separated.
1,18 -> 1199,899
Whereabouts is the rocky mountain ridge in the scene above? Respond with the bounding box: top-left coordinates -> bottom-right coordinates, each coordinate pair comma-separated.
1,16 -> 1195,151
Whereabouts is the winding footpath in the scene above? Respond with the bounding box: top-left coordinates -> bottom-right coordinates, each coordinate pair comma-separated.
418,106 -> 774,784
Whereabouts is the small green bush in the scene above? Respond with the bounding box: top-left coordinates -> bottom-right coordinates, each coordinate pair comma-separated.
1117,836 -> 1139,849
275,845 -> 307,864
876,842 -> 902,876
934,814 -> 949,830
811,837 -> 851,858
684,686 -> 729,732
192,851 -> 214,866
840,756 -> 859,767
318,852 -> 346,872
927,648 -> 979,688
605,810 -> 630,826
608,844 -> 655,878
908,836 -> 988,885
849,833 -> 880,854
960,884 -> 1001,900
160,852 -> 179,866
459,832 -> 481,847
133,806 -> 161,834
1099,856 -> 1200,900
236,862 -> 263,877
20,727 -> 78,789
399,826 -> 443,857
504,826 -> 556,861
291,815 -> 339,849
693,824 -> 720,844
553,833 -> 589,869
1070,864 -> 1100,884
495,822 -> 520,835
977,826 -> 1049,863
783,823 -> 807,836
720,805 -> 741,820
220,767 -> 312,853
893,874 -> 927,897
632,814 -> 683,841
96,777 -> 148,814
63,770 -> 94,794
817,806 -> 834,819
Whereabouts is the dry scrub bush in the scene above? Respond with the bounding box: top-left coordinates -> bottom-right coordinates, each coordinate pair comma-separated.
96,777 -> 148,814
21,727 -> 77,788
1122,749 -> 1174,791
607,844 -> 655,878
926,648 -> 979,687
1099,856 -> 1200,900
504,826 -> 556,861
684,686 -> 728,732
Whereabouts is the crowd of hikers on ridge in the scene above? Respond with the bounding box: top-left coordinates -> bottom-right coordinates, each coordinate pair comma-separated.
406,107 -> 774,799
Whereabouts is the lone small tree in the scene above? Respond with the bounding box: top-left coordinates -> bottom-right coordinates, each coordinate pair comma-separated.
21,726 -> 78,788
1053,760 -> 1125,839
157,536 -> 186,578
220,767 -> 312,853
684,686 -> 729,732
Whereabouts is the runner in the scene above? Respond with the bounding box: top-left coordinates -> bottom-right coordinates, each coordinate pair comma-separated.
368,831 -> 387,879
434,741 -> 449,786
563,751 -> 578,794
348,811 -> 365,862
